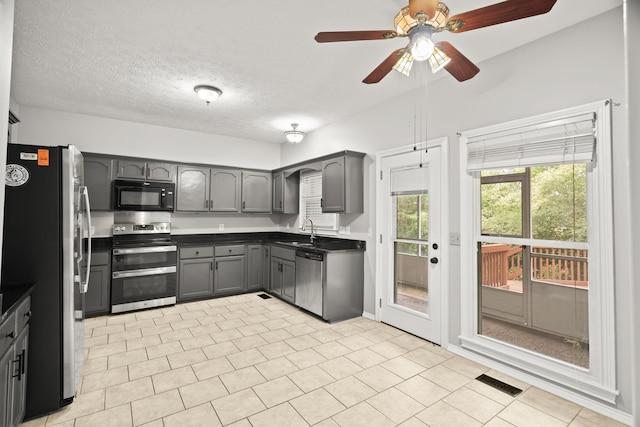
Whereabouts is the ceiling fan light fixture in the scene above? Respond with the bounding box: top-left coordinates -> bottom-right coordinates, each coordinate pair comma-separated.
394,7 -> 417,35
427,3 -> 450,28
194,85 -> 222,105
393,51 -> 414,76
428,47 -> 451,73
284,123 -> 305,144
410,36 -> 434,61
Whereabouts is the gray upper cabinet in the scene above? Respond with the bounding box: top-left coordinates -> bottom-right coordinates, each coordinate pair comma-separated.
242,171 -> 271,213
321,154 -> 364,214
116,159 -> 175,182
272,171 -> 299,214
210,169 -> 241,212
84,154 -> 113,211
176,166 -> 210,212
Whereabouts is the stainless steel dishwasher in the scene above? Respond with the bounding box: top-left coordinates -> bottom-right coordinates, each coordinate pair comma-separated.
295,249 -> 324,317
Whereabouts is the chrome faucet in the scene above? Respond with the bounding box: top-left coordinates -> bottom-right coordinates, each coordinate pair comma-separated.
302,218 -> 316,244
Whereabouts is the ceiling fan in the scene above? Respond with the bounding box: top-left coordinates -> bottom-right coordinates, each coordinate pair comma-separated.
314,0 -> 558,84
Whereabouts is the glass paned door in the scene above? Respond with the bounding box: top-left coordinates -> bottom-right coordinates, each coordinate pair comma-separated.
379,146 -> 443,344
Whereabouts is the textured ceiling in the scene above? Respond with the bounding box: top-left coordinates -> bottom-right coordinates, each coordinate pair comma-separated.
10,0 -> 621,144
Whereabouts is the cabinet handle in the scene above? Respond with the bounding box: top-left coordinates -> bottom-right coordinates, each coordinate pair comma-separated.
279,201 -> 282,208
6,331 -> 15,339
320,198 -> 324,208
210,200 -> 213,209
204,200 -> 208,209
24,310 -> 31,318
195,251 -> 199,255
215,262 -> 218,270
242,201 -> 246,209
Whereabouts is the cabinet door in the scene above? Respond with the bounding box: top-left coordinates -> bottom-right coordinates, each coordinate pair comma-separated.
86,264 -> 110,316
242,171 -> 271,213
146,162 -> 175,182
270,258 -> 282,296
115,159 -> 147,179
210,169 -> 241,212
0,345 -> 11,427
272,171 -> 284,212
176,166 -> 210,212
282,259 -> 296,303
262,246 -> 271,290
84,156 -> 113,211
179,258 -> 214,301
321,157 -> 345,212
214,256 -> 246,294
10,326 -> 28,427
246,245 -> 263,291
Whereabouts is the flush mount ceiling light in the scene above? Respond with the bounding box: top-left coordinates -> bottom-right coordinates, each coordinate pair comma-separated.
194,85 -> 222,105
284,123 -> 305,144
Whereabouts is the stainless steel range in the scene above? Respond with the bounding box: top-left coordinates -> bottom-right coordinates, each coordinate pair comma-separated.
111,212 -> 177,313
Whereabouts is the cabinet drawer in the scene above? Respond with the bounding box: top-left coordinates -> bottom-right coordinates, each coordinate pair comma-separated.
271,246 -> 295,262
180,246 -> 214,259
215,245 -> 245,257
0,311 -> 16,356
91,251 -> 110,266
15,296 -> 31,332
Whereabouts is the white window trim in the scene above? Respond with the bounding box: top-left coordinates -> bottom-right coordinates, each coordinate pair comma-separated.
298,170 -> 338,233
458,100 -> 617,403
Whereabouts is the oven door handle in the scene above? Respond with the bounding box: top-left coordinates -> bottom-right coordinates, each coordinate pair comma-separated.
113,245 -> 177,255
112,266 -> 177,279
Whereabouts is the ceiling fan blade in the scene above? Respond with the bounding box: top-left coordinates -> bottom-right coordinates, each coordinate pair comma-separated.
447,0 -> 557,33
409,0 -> 438,19
363,49 -> 405,84
436,41 -> 479,82
315,30 -> 398,43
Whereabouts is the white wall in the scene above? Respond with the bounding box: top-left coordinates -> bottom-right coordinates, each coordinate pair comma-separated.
280,7 -> 633,418
0,0 -> 15,267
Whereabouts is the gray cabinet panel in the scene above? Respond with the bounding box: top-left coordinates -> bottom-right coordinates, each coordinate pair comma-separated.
272,172 -> 284,212
86,251 -> 111,316
176,166 -> 210,212
321,155 -> 363,214
210,169 -> 241,212
242,171 -> 271,213
0,344 -> 11,427
84,155 -> 113,211
215,256 -> 245,294
282,259 -> 295,303
270,258 -> 282,296
116,160 -> 147,179
179,258 -> 214,300
147,162 -> 175,182
272,171 -> 299,214
246,245 -> 263,291
262,246 -> 271,290
10,326 -> 28,427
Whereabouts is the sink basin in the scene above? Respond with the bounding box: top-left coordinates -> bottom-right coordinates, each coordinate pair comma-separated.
275,241 -> 315,247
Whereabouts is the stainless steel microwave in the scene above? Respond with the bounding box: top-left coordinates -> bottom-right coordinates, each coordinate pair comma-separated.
113,179 -> 175,211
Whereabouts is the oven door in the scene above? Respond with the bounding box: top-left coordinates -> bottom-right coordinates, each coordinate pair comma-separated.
111,266 -> 177,313
113,245 -> 177,271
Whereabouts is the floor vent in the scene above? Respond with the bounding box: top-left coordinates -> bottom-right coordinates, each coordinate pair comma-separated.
257,293 -> 272,299
475,374 -> 522,397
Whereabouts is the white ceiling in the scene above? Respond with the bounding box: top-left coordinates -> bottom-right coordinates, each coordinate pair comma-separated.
10,0 -> 621,144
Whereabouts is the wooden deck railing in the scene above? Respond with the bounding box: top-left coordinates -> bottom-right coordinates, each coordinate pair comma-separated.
480,244 -> 588,289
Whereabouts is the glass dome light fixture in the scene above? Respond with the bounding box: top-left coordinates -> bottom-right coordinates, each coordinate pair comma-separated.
284,123 -> 305,144
194,85 -> 222,105
410,32 -> 435,62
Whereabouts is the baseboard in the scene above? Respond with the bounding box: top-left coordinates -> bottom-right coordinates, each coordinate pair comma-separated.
362,311 -> 376,321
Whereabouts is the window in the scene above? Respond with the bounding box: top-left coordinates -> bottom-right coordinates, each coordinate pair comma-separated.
459,100 -> 617,403
299,171 -> 338,231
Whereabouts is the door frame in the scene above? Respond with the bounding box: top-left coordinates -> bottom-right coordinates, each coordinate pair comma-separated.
375,138 -> 449,346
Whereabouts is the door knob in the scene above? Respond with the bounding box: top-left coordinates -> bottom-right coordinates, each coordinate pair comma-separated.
430,257 -> 439,264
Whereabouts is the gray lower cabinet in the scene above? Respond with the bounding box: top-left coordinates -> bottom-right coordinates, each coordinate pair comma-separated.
270,246 -> 295,303
262,246 -> 271,290
246,244 -> 263,291
84,154 -> 113,211
178,246 -> 214,301
86,251 -> 111,316
214,245 -> 245,294
0,296 -> 30,427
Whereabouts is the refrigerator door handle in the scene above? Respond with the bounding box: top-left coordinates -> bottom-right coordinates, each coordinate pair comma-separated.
79,186 -> 92,293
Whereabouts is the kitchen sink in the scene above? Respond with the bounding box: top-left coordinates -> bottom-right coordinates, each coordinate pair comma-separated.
275,241 -> 315,247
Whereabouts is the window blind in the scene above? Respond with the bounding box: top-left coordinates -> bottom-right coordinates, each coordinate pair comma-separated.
466,112 -> 596,171
300,171 -> 338,230
390,166 -> 429,196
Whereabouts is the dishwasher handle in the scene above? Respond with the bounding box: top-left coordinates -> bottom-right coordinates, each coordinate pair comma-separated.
295,250 -> 324,261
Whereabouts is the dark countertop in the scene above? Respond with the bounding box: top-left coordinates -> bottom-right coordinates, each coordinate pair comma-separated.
1,284 -> 35,323
172,232 -> 366,253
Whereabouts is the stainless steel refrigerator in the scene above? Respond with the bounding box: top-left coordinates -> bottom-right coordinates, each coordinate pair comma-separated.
1,144 -> 92,419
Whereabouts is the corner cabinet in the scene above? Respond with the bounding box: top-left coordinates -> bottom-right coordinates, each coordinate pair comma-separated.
321,153 -> 364,214
85,251 -> 111,316
1,296 -> 31,427
115,159 -> 175,182
242,171 -> 271,213
178,246 -> 214,301
272,171 -> 299,214
83,154 -> 113,211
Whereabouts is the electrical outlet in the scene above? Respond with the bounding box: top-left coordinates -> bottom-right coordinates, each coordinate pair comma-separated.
219,224 -> 225,231
449,232 -> 460,246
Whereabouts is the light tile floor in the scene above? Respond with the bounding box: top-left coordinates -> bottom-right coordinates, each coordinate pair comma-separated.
20,293 -> 626,427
